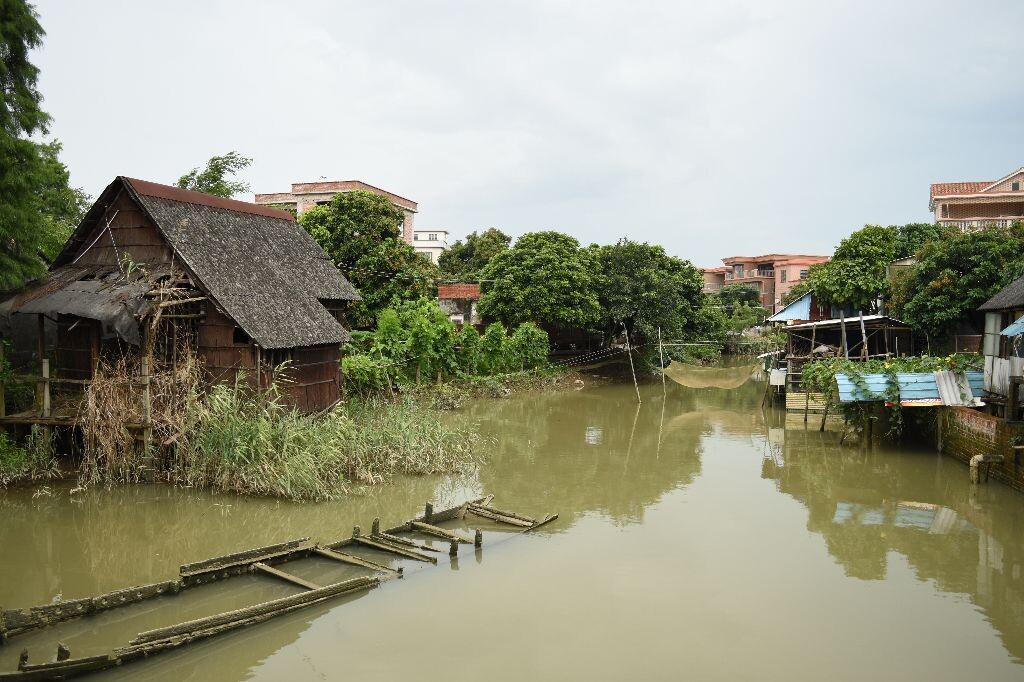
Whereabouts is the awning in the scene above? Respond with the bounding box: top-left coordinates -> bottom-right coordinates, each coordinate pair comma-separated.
1000,314 -> 1024,337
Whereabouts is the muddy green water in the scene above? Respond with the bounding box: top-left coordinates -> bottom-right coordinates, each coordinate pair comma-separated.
2,370 -> 1024,680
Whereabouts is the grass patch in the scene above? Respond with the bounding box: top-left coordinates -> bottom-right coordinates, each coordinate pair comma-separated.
0,427 -> 61,487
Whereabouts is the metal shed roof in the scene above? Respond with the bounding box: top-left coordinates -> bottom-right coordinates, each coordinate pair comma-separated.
835,371 -> 984,407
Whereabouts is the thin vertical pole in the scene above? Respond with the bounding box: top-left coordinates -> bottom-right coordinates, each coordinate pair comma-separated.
141,356 -> 152,445
41,359 -> 50,418
859,312 -> 868,360
804,324 -> 816,423
0,341 -> 6,418
840,311 -> 849,360
658,327 -> 666,392
624,322 -> 641,404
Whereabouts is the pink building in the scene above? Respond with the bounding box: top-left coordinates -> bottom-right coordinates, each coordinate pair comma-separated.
255,180 -> 418,244
702,254 -> 830,312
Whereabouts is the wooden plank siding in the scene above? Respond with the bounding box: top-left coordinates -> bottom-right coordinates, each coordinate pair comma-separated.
72,190 -> 173,267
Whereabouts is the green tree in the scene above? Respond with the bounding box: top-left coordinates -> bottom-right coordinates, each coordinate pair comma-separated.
438,228 -> 511,280
300,191 -> 438,327
717,283 -> 762,311
809,225 -> 896,312
479,322 -> 508,375
900,224 -> 1024,339
479,231 -> 600,330
371,299 -> 456,383
37,140 -> 90,261
508,322 -> 550,370
0,0 -> 54,288
456,324 -> 481,375
588,239 -> 705,347
175,151 -> 252,198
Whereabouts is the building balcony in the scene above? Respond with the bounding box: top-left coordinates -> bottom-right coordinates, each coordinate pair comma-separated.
724,270 -> 775,281
938,217 -> 1023,231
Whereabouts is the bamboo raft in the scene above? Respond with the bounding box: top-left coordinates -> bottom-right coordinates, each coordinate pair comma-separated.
0,496 -> 557,680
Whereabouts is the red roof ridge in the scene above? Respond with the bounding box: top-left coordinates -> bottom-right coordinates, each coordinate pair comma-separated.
123,177 -> 295,221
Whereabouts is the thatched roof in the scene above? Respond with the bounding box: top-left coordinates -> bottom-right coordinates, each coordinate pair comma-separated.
979,274 -> 1024,312
54,177 -> 360,349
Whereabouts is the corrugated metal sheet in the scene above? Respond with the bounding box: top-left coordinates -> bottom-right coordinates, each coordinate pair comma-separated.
768,292 -> 811,322
835,371 -> 984,406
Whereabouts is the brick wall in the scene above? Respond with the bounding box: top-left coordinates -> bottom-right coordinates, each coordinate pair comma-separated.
939,406 -> 1024,492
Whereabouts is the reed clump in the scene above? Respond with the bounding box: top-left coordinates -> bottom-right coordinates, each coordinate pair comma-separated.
0,426 -> 60,487
78,354 -> 480,501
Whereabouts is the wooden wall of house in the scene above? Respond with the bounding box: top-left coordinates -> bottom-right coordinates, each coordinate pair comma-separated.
55,315 -> 100,381
278,345 -> 340,413
72,190 -> 172,266
197,307 -> 256,385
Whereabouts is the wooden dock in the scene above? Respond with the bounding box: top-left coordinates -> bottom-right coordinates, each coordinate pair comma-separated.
0,496 -> 558,680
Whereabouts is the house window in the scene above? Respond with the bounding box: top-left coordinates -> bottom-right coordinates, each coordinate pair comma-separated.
413,233 -> 419,241
733,264 -> 743,278
428,233 -> 437,241
1013,181 -> 1021,191
780,270 -> 787,283
799,269 -> 809,280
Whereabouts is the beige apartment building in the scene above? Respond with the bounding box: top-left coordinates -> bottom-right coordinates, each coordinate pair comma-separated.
702,254 -> 830,312
255,180 -> 418,244
930,167 -> 1024,231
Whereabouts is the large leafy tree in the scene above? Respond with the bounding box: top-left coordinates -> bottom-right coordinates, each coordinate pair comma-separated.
1,0 -> 52,288
437,227 -> 511,280
588,239 -> 704,343
900,224 -> 1024,339
299,190 -> 438,328
478,231 -> 600,329
716,283 -> 761,311
809,223 -> 945,313
37,140 -> 90,260
176,151 -> 252,198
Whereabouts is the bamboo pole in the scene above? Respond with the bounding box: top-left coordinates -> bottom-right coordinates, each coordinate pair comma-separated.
658,327 -> 666,392
0,342 -> 5,418
840,312 -> 849,360
859,312 -> 868,360
41,359 -> 50,418
624,322 -> 641,404
804,324 -> 816,423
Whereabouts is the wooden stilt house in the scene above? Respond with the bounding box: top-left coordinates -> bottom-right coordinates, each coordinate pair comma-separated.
0,177 -> 360,418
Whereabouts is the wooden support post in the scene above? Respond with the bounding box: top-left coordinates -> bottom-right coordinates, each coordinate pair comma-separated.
0,341 -> 6,418
352,525 -> 361,538
859,313 -> 868,360
840,312 -> 849,360
57,642 -> 71,662
36,314 -> 45,366
371,518 -> 380,536
804,325 -> 816,423
624,322 -> 641,404
474,529 -> 483,548
140,357 -> 152,446
41,359 -> 50,418
424,503 -> 433,523
449,539 -> 458,557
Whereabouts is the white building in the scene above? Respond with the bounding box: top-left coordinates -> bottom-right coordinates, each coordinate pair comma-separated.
412,229 -> 448,263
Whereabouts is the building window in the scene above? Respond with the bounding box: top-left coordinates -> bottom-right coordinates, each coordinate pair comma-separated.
413,233 -> 419,241
428,233 -> 437,241
780,270 -> 787,283
799,269 -> 809,280
1013,181 -> 1021,191
733,264 -> 743,278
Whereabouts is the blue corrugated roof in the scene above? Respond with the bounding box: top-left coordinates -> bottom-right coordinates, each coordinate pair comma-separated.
1001,314 -> 1024,337
835,371 -> 984,405
768,291 -> 811,322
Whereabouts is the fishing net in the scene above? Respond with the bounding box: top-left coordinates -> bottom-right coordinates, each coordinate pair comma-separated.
662,362 -> 760,389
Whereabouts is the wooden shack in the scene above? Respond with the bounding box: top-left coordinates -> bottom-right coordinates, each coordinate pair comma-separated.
0,176 -> 360,416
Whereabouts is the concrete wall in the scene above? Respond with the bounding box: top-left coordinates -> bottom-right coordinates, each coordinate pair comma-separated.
939,406 -> 1024,492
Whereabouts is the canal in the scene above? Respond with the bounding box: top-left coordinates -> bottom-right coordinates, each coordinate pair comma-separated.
1,367 -> 1023,680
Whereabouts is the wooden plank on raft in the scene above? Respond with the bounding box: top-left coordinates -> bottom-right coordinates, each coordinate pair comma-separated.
353,536 -> 437,563
470,504 -> 536,524
371,531 -> 442,553
409,521 -> 473,544
465,504 -> 534,528
1,654 -> 117,681
125,577 -> 379,648
179,538 -> 312,579
313,547 -> 401,575
523,514 -> 559,532
253,563 -> 320,591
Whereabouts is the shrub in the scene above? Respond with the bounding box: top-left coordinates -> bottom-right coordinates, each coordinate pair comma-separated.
456,324 -> 481,375
509,322 -> 550,370
342,353 -> 390,396
480,322 -> 508,374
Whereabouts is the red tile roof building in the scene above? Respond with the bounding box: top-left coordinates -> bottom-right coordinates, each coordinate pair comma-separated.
929,167 -> 1024,231
702,254 -> 830,313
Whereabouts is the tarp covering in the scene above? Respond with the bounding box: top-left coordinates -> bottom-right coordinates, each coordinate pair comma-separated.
663,362 -> 760,389
834,371 -> 984,407
0,265 -> 158,345
1000,314 -> 1024,337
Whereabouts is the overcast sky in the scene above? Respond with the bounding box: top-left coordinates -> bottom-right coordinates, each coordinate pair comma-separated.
32,0 -> 1024,267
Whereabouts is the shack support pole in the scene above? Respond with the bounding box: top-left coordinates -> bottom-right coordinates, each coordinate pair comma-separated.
624,323 -> 641,405
859,313 -> 868,361
41,359 -> 50,418
0,342 -> 6,418
141,357 -> 152,446
804,325 -> 816,423
840,312 -> 849,360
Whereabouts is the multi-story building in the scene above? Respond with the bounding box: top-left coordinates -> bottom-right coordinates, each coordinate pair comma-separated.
254,180 -> 418,244
702,254 -> 830,312
412,229 -> 448,263
930,167 -> 1024,231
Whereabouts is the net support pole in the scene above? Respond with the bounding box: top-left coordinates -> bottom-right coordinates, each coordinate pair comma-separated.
624,322 -> 641,404
658,327 -> 666,393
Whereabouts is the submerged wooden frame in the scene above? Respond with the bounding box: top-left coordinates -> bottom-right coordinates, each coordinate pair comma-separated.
0,496 -> 557,680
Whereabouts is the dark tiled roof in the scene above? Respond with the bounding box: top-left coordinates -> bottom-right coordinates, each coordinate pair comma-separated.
55,177 -> 360,350
979,275 -> 1024,312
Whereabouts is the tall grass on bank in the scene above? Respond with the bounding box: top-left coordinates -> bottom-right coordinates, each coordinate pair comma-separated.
0,426 -> 60,487
174,383 -> 480,500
